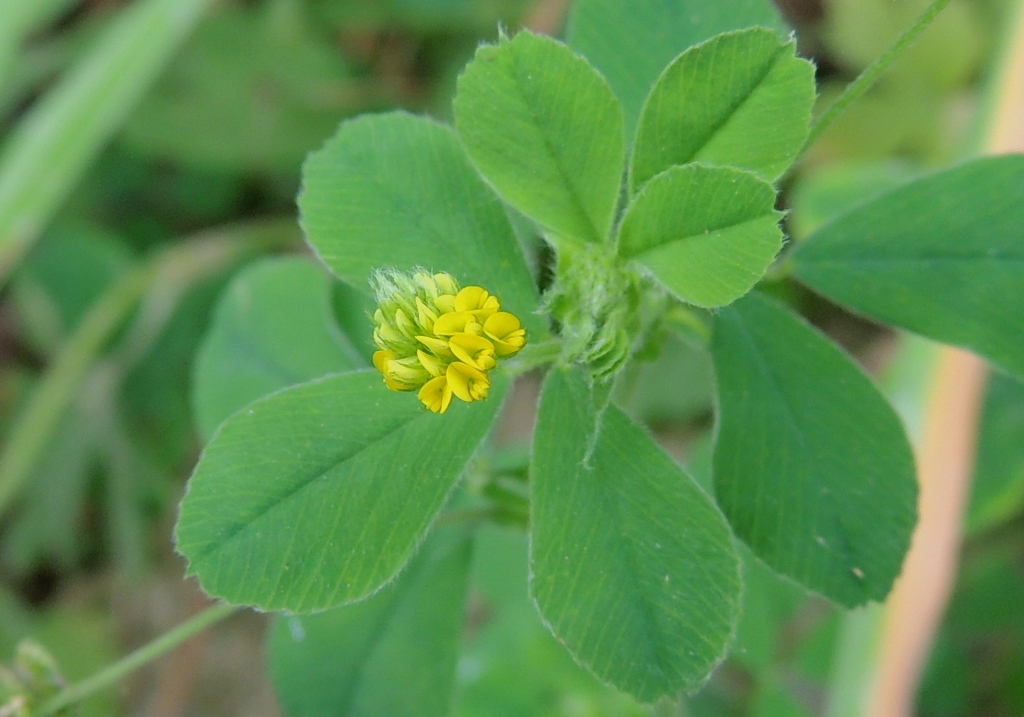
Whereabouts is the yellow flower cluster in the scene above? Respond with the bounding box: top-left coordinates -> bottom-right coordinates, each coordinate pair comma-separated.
371,269 -> 526,413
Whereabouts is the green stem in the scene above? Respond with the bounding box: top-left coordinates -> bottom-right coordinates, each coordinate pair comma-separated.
503,339 -> 562,377
0,220 -> 299,519
37,604 -> 238,716
801,0 -> 957,155
662,304 -> 712,347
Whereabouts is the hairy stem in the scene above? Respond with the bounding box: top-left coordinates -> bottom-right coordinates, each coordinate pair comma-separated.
503,339 -> 563,376
37,604 -> 238,716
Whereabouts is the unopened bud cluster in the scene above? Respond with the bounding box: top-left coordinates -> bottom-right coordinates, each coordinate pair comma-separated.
371,269 -> 526,413
545,243 -> 642,383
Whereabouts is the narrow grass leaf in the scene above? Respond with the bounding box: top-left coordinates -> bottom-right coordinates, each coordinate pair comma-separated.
0,0 -> 211,285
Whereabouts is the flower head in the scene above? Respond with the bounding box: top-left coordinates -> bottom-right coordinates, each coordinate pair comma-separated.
371,269 -> 525,413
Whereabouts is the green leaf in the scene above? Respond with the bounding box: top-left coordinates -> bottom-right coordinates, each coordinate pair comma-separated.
331,280 -> 378,366
618,164 -> 783,308
299,111 -> 542,336
711,292 -> 917,607
631,28 -> 815,191
967,373 -> 1024,534
455,525 -> 648,717
731,547 -> 810,672
175,370 -> 507,612
530,367 -> 742,701
192,256 -> 363,442
268,529 -> 473,717
453,30 -> 625,245
613,331 -> 714,425
792,156 -> 1024,378
788,161 -> 921,240
566,0 -> 786,141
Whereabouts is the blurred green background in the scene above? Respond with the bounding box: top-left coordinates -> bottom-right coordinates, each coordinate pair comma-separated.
0,0 -> 1022,715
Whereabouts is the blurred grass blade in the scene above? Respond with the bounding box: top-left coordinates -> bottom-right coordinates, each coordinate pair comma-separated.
0,0 -> 75,40
0,0 -> 212,286
0,219 -> 298,520
0,0 -> 77,87
0,36 -> 76,121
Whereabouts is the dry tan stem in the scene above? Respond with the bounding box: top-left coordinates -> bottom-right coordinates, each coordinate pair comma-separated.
866,350 -> 988,716
988,2 -> 1024,154
864,3 -> 1024,714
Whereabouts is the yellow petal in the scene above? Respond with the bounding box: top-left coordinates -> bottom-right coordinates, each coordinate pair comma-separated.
419,375 -> 453,413
394,308 -> 417,337
449,333 -> 496,370
413,271 -> 439,298
435,294 -> 457,313
416,335 -> 453,356
434,272 -> 459,295
433,311 -> 476,336
417,349 -> 446,377
492,331 -> 526,357
483,311 -> 521,336
376,321 -> 404,345
454,286 -> 486,310
455,286 -> 500,319
483,312 -> 527,357
376,350 -> 417,392
416,297 -> 438,331
373,349 -> 396,375
447,361 -> 490,402
386,356 -> 430,385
